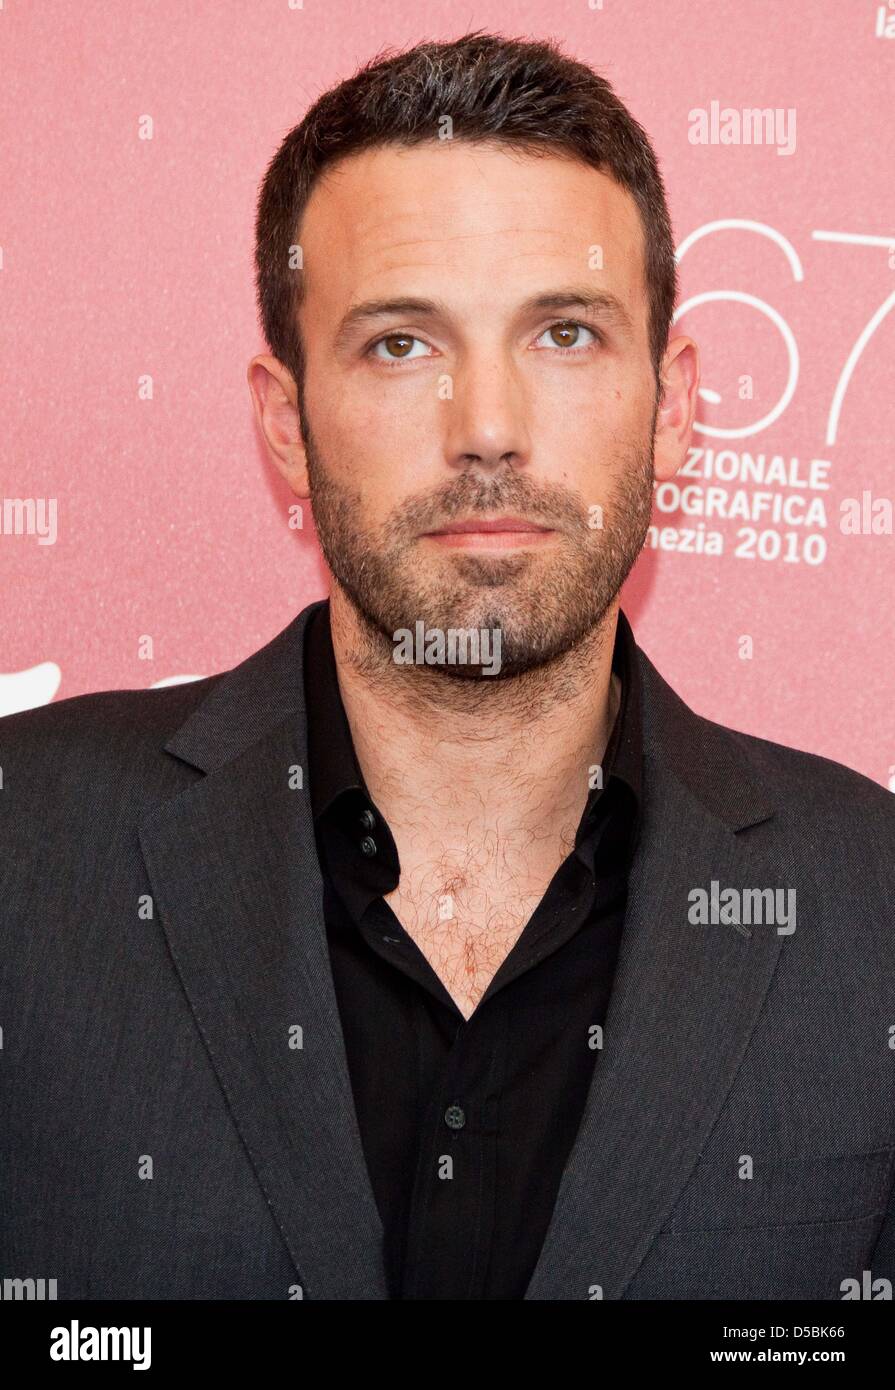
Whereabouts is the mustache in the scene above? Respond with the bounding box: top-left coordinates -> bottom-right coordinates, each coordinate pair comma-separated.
384,473 -> 591,541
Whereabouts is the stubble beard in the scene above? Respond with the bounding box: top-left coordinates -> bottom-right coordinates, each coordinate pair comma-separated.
303,422 -> 656,683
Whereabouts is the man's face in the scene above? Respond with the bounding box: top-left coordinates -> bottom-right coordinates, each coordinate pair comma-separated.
295,140 -> 658,677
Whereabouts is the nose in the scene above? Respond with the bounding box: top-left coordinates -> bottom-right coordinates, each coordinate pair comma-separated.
442,348 -> 532,476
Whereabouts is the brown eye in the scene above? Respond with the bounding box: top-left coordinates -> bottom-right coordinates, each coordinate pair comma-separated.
369,333 -> 432,363
377,333 -> 415,358
549,322 -> 581,348
534,321 -> 598,353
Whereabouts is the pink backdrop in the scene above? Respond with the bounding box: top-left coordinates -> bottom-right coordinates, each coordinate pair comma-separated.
2,0 -> 893,786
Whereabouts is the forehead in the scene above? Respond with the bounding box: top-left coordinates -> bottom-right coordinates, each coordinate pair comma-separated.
297,140 -> 647,325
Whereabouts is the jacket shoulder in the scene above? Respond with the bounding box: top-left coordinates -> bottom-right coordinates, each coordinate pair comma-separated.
0,680 -> 225,820
690,709 -> 895,880
637,645 -> 894,828
717,718 -> 894,819
0,677 -> 222,749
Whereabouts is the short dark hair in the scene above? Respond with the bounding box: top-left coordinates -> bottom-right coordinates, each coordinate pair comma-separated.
253,30 -> 678,404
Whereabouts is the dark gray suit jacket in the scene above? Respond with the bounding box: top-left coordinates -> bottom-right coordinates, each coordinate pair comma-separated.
1,599 -> 894,1300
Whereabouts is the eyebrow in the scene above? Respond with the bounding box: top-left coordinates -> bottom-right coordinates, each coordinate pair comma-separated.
332,285 -> 634,349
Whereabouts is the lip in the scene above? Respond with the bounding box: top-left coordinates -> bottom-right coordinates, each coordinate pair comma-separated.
427,516 -> 552,534
419,517 -> 553,547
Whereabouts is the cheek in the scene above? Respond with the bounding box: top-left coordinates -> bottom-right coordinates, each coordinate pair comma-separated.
311,422 -> 422,534
539,403 -> 644,508
547,378 -> 648,453
530,369 -> 618,451
320,365 -> 437,440
318,388 -> 443,498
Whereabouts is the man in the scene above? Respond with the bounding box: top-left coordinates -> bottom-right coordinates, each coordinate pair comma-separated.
1,32 -> 893,1302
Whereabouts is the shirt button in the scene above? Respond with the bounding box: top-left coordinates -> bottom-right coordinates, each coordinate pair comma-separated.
444,1104 -> 466,1130
358,808 -> 376,831
359,835 -> 377,856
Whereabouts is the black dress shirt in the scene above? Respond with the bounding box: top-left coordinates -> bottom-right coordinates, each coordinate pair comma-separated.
303,601 -> 643,1300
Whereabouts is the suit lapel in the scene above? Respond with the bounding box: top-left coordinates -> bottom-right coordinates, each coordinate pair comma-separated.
137,600 -> 792,1303
138,601 -> 389,1300
524,650 -> 794,1300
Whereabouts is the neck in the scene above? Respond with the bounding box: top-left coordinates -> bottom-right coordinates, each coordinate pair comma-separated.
326,584 -> 621,845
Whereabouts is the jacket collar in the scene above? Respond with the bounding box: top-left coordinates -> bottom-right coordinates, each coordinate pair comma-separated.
141,600 -> 785,1300
165,598 -> 774,834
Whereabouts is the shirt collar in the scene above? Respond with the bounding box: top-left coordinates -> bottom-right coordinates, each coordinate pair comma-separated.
304,599 -> 642,833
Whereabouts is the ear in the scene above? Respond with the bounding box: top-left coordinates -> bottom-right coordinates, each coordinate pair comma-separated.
246,354 -> 310,497
652,335 -> 700,483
